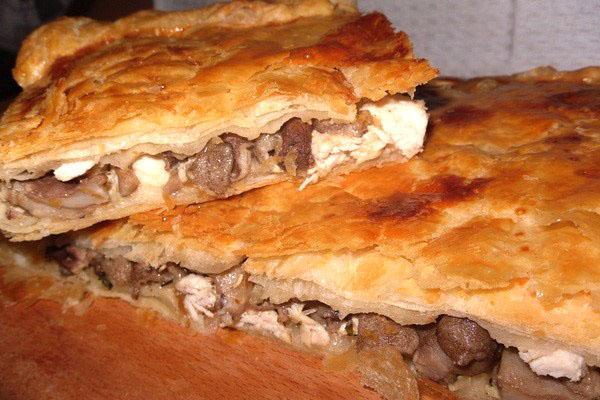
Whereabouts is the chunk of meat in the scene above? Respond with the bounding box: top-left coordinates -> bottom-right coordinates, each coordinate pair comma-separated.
9,172 -> 111,218
357,347 -> 420,400
285,303 -> 331,348
131,263 -> 182,298
163,170 -> 183,196
413,325 -> 498,383
413,328 -> 456,383
49,242 -> 191,299
92,256 -> 180,298
213,266 -> 252,322
176,274 -> 218,327
296,302 -> 347,334
18,176 -> 74,200
115,167 -> 139,197
6,193 -> 83,219
47,245 -> 97,275
496,349 -> 599,400
253,133 -> 282,163
48,244 -> 188,298
279,117 -> 314,172
236,310 -> 291,343
356,314 -> 419,356
566,369 -> 600,399
94,256 -> 133,287
456,354 -> 499,377
186,140 -> 235,195
436,316 -> 498,366
221,133 -> 252,182
312,110 -> 372,137
41,173 -> 109,208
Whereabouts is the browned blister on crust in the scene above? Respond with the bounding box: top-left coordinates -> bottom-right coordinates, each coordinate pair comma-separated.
75,67 -> 600,366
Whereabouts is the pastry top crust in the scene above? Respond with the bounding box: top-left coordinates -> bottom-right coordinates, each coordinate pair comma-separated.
81,67 -> 600,358
0,0 -> 436,179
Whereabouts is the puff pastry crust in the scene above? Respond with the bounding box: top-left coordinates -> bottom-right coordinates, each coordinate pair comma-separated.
0,0 -> 436,240
72,67 -> 600,366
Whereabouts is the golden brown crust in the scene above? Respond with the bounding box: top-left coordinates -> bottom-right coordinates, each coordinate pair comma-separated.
78,67 -> 600,364
0,1 -> 436,178
12,0 -> 353,88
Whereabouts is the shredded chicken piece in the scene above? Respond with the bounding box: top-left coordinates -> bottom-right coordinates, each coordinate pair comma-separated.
236,310 -> 291,343
175,274 -> 217,321
287,303 -> 331,348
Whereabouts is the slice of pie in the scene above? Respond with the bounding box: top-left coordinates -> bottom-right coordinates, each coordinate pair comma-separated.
0,0 -> 437,241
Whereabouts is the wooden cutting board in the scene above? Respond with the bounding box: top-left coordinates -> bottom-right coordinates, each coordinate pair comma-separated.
0,267 -> 455,400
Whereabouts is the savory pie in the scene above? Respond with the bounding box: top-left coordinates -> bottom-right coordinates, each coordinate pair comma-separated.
4,66 -> 598,399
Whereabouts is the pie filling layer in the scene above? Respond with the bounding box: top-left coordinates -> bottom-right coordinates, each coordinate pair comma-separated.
3,97 -> 426,223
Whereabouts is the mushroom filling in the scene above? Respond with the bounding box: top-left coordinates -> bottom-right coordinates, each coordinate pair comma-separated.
47,245 -> 600,400
4,97 -> 428,221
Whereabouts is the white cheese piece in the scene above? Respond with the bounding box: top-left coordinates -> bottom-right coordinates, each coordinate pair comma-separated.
362,98 -> 428,159
519,349 -> 586,381
236,310 -> 291,343
132,156 -> 170,188
287,303 -> 330,348
54,160 -> 96,182
175,274 -> 217,321
301,98 -> 427,189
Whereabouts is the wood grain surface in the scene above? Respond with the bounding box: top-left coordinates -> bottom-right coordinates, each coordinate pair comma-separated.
0,267 -> 455,400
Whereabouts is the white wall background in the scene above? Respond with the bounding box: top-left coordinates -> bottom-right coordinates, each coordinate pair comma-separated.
155,0 -> 600,77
